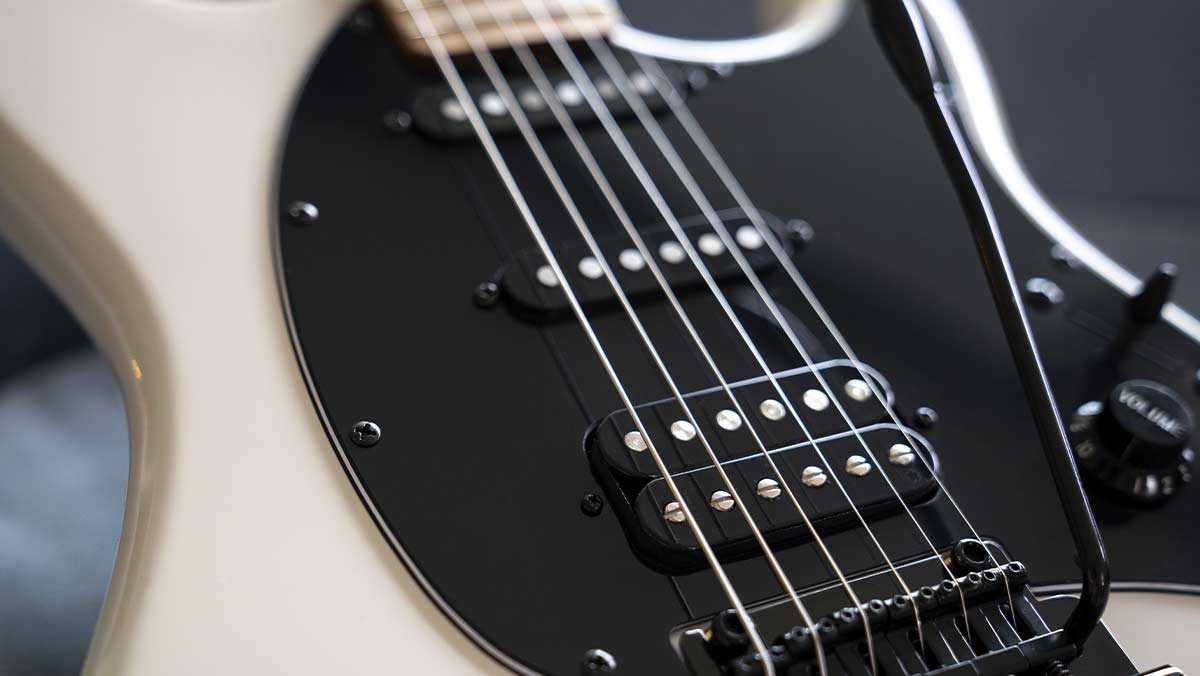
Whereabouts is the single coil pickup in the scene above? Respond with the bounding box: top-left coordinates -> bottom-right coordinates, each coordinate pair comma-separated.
500,209 -> 791,318
677,545 -> 1067,676
411,60 -> 689,142
590,360 -> 894,479
631,425 -> 938,574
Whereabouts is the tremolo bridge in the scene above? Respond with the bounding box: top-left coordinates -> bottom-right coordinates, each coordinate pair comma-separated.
587,361 -> 940,573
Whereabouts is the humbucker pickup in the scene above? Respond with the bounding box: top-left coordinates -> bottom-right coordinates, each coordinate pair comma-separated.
586,361 -> 941,573
501,209 -> 790,319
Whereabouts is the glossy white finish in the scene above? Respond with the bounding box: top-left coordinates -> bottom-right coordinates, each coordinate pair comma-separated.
610,0 -> 849,65
0,2 -> 504,674
0,0 -> 1195,674
1104,592 -> 1200,674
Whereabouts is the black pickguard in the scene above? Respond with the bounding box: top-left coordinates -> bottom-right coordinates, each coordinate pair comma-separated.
276,4 -> 1200,674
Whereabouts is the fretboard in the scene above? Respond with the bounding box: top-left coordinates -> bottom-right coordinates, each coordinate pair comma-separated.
379,0 -> 617,56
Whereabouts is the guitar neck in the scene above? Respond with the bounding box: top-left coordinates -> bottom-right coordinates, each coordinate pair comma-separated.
378,0 -> 617,55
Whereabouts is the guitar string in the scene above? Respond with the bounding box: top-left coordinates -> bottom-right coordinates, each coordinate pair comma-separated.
397,2 -> 779,672
516,0 -> 954,663
462,1 -> 912,670
551,11 -> 973,641
435,4 -> 835,672
623,48 -> 1019,624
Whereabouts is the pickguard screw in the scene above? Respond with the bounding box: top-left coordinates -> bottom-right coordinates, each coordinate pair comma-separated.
473,281 -> 501,308
914,406 -> 939,429
350,420 -> 382,447
1025,277 -> 1065,307
1050,244 -> 1080,270
382,109 -> 413,133
286,201 -> 319,225
785,219 -> 815,247
349,9 -> 375,32
580,493 -> 604,517
581,648 -> 617,674
686,69 -> 709,91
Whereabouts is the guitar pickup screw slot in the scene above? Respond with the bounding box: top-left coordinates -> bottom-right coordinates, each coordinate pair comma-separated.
846,455 -> 872,477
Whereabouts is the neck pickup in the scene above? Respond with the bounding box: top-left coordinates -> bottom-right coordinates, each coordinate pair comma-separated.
379,0 -> 617,56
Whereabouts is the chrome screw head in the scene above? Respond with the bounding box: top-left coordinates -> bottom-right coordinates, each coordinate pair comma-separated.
888,443 -> 916,466
710,490 -> 736,512
759,399 -> 786,421
844,379 -> 872,402
803,389 -> 830,411
756,478 -> 782,500
670,420 -> 697,441
801,466 -> 828,487
715,409 -> 742,431
846,455 -> 872,476
349,420 -> 381,447
623,431 -> 647,453
663,501 -> 686,523
286,200 -> 319,225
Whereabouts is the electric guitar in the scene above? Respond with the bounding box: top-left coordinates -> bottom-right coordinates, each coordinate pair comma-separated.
0,0 -> 1195,674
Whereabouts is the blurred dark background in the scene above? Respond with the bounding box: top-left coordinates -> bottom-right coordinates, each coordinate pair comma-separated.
0,1 -> 1195,674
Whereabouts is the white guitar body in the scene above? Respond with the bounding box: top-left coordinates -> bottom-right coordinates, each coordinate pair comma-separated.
0,1 -> 1193,674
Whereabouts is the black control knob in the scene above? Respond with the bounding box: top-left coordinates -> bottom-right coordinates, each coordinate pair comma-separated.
1070,379 -> 1196,502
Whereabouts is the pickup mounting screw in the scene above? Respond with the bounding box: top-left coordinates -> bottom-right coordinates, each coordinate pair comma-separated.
663,501 -> 686,523
286,201 -> 319,225
914,406 -> 939,428
580,494 -> 604,517
581,648 -> 617,674
846,455 -> 872,476
349,420 -> 381,447
473,281 -> 500,308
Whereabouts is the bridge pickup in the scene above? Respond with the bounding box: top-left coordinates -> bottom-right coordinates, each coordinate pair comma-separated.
628,424 -> 938,573
590,360 -> 893,479
500,209 -> 789,318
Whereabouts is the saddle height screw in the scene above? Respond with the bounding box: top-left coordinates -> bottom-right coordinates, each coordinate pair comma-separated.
349,420 -> 382,448
581,648 -> 617,675
286,201 -> 319,225
580,494 -> 604,517
914,406 -> 939,429
473,281 -> 500,308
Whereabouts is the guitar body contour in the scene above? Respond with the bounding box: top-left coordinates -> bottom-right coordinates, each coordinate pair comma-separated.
0,1 -> 1195,674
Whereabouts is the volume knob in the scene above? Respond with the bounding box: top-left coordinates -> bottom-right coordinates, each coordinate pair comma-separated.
1070,379 -> 1196,502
